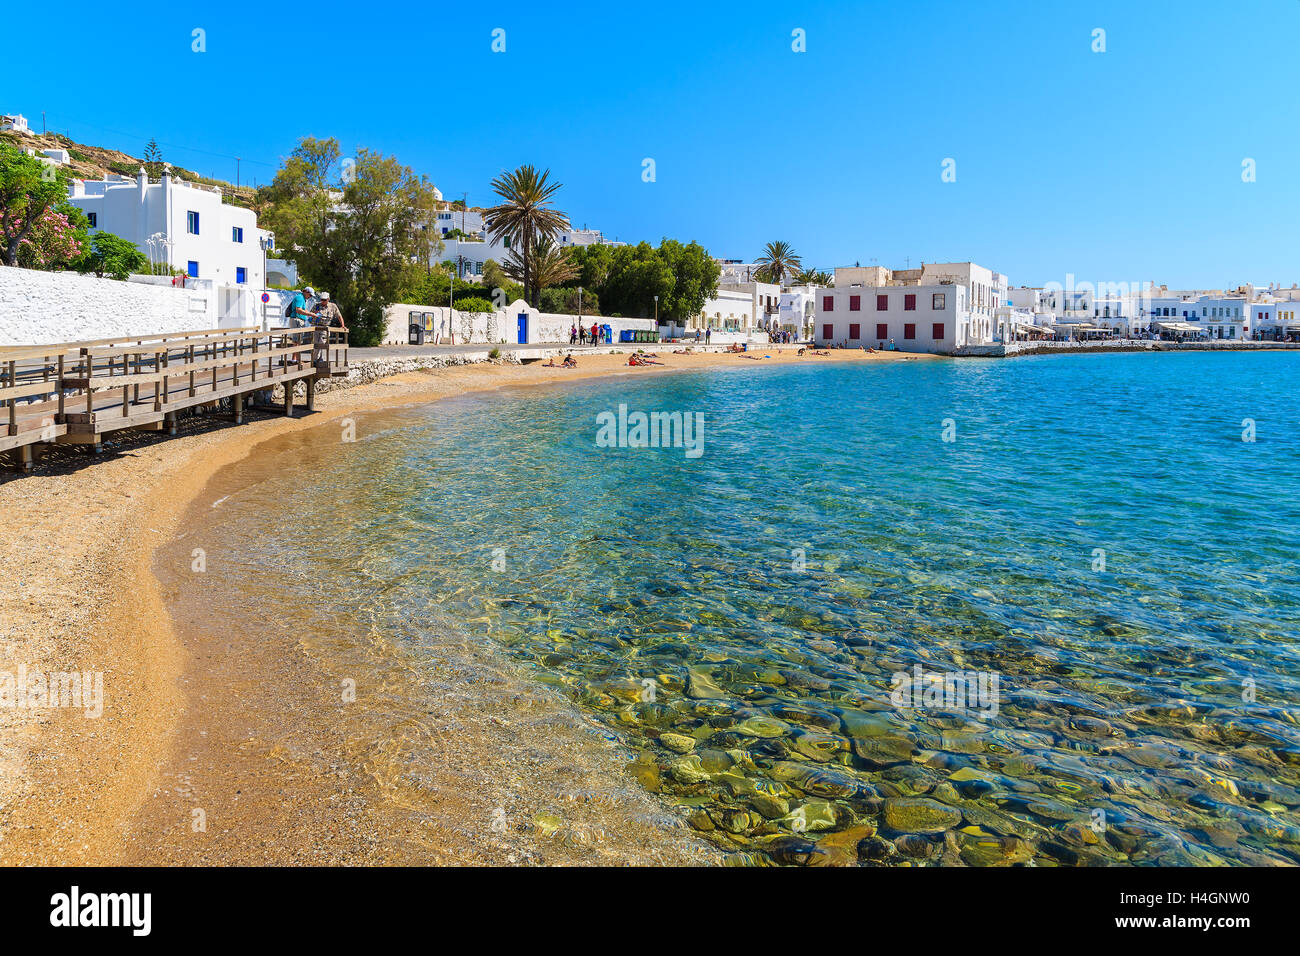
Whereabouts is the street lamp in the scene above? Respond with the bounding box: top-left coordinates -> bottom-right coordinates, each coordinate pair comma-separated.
653,294 -> 659,328
259,233 -> 275,328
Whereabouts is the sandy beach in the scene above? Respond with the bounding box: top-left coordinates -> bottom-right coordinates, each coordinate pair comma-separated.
0,345 -> 929,866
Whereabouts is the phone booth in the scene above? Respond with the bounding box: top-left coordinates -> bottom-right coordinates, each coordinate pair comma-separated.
408,310 -> 424,345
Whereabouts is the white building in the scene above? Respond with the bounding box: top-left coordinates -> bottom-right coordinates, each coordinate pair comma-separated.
815,283 -> 980,352
1259,302 -> 1300,340
1141,293 -> 1248,340
693,287 -> 761,333
716,259 -> 764,285
820,261 -> 1002,350
67,166 -> 272,288
1,114 -> 31,135
833,265 -> 891,288
434,210 -> 620,279
778,286 -> 820,338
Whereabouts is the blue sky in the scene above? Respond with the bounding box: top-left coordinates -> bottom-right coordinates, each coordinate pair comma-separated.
7,0 -> 1298,287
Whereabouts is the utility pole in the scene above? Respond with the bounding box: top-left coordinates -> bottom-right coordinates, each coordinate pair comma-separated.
236,158 -> 241,190
41,112 -> 46,136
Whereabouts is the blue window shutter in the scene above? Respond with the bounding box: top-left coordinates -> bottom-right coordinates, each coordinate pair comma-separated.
187,260 -> 199,278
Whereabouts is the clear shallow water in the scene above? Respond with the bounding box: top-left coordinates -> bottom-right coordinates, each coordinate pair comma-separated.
209,353 -> 1300,865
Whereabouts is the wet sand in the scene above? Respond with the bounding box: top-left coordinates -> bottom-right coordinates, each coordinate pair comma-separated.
0,345 -> 929,865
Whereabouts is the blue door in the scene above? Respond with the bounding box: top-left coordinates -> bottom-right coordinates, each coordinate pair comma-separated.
517,313 -> 527,344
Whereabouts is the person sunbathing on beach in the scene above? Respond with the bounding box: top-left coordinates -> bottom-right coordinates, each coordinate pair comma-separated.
628,354 -> 664,366
562,353 -> 577,367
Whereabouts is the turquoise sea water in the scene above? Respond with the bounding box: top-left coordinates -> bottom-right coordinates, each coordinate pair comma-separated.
206,352 -> 1300,865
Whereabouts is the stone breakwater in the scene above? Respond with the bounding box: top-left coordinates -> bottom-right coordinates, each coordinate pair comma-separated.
955,340 -> 1300,357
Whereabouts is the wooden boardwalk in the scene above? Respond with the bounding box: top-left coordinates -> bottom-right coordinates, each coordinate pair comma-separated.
1,326 -> 349,470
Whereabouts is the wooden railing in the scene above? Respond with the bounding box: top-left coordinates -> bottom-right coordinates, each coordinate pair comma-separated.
1,326 -> 348,469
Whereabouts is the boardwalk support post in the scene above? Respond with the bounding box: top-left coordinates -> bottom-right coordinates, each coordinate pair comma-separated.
282,382 -> 293,418
306,376 -> 316,412
232,392 -> 244,424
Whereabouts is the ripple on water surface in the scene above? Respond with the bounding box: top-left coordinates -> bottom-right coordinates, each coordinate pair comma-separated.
202,353 -> 1300,865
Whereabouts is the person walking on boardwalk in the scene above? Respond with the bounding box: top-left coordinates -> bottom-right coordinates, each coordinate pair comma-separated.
590,321 -> 599,346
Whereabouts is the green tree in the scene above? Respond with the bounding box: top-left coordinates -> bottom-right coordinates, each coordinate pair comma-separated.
484,165 -> 568,308
263,137 -> 438,346
452,296 -> 495,314
657,238 -> 719,321
754,240 -> 801,286
568,241 -> 615,295
540,286 -> 598,315
73,232 -> 147,280
144,138 -> 163,180
603,242 -> 674,319
0,142 -> 72,266
793,267 -> 831,286
481,259 -> 525,304
504,237 -> 577,305
567,239 -> 714,321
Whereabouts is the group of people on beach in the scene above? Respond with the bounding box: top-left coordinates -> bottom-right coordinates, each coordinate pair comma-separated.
570,323 -> 609,346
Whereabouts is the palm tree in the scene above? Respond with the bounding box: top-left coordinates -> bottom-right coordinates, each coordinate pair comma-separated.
504,237 -> 578,304
794,267 -> 832,286
485,165 -> 569,307
754,241 -> 801,286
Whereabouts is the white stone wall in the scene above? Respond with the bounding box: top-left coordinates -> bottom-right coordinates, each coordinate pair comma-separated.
0,266 -> 219,345
383,300 -> 655,346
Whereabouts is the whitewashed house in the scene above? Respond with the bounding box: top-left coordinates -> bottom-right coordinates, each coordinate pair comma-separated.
778,286 -> 820,338
67,165 -> 272,289
816,283 -> 978,352
434,207 -> 620,279
1,114 -> 32,135
817,261 -> 1003,352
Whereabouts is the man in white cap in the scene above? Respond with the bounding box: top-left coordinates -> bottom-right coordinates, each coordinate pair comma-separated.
316,292 -> 345,329
312,292 -> 347,364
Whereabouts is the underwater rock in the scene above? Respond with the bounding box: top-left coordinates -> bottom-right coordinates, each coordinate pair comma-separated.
686,668 -> 727,700
883,797 -> 963,834
794,731 -> 850,762
735,715 -> 792,739
669,755 -> 710,785
750,794 -> 791,819
809,824 -> 877,867
659,732 -> 696,754
958,832 -> 1034,867
761,835 -> 826,866
851,734 -> 918,767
